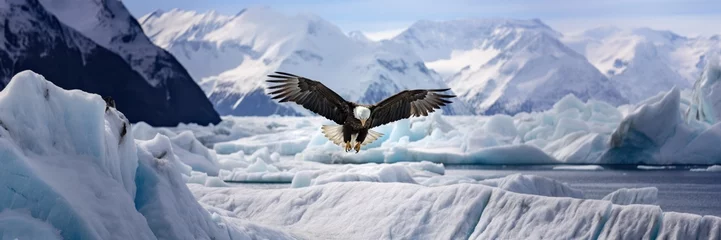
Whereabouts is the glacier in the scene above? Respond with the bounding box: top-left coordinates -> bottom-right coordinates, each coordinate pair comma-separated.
2,70 -> 721,239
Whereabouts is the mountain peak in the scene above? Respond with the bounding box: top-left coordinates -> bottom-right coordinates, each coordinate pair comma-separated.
348,31 -> 373,43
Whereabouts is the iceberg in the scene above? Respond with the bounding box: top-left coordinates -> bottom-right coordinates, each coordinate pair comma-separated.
192,181 -> 721,240
602,187 -> 658,205
0,71 -> 289,240
691,165 -> 721,172
605,87 -> 721,164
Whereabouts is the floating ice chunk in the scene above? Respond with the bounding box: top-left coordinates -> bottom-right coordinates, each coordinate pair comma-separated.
691,165 -> 721,172
135,136 -> 241,239
191,182 -> 493,240
421,175 -> 479,187
637,165 -> 675,170
552,165 -> 605,171
213,130 -> 311,155
551,117 -> 590,139
478,174 -> 584,198
287,161 -> 443,187
136,134 -> 193,177
168,131 -> 220,174
407,161 -> 445,175
312,165 -> 418,186
188,171 -> 210,185
604,88 -> 721,164
602,187 -> 658,205
483,114 -> 517,139
290,171 -> 314,188
204,176 -> 230,187
545,132 -> 607,163
553,94 -> 587,114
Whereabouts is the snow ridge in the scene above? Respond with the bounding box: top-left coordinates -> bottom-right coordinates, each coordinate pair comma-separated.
140,8 -> 471,116
391,19 -> 628,115
563,27 -> 721,102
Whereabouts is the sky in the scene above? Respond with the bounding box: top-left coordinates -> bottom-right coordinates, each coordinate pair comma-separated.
122,0 -> 721,40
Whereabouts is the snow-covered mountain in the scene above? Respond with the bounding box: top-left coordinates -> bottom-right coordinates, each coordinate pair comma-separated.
0,0 -> 220,126
140,8 -> 471,116
38,0 -> 184,88
563,27 -> 719,102
392,19 -> 627,115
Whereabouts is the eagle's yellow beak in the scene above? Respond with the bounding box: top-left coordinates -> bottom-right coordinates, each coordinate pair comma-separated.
360,119 -> 367,127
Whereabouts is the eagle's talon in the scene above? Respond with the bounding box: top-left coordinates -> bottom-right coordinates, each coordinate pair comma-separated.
344,142 -> 352,152
354,143 -> 361,153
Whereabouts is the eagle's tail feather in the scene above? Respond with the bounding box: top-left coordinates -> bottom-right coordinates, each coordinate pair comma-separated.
321,125 -> 345,146
362,129 -> 384,146
321,125 -> 384,147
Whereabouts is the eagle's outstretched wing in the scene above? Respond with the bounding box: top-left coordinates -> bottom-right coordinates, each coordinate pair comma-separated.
368,89 -> 455,128
266,72 -> 351,124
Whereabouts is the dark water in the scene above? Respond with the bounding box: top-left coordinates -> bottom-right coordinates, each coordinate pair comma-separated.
445,165 -> 721,217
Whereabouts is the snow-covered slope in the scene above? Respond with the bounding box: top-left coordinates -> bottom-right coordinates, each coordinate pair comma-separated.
38,0 -> 190,88
0,0 -> 220,126
392,19 -> 627,115
563,27 -> 718,102
140,8 -> 470,116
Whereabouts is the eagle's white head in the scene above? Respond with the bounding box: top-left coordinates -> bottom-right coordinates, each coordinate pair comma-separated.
354,106 -> 371,127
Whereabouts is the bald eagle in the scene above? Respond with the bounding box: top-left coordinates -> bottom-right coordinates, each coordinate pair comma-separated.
266,72 -> 456,153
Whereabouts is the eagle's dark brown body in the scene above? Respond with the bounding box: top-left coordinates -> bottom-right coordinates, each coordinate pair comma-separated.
265,72 -> 456,153
343,113 -> 369,145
